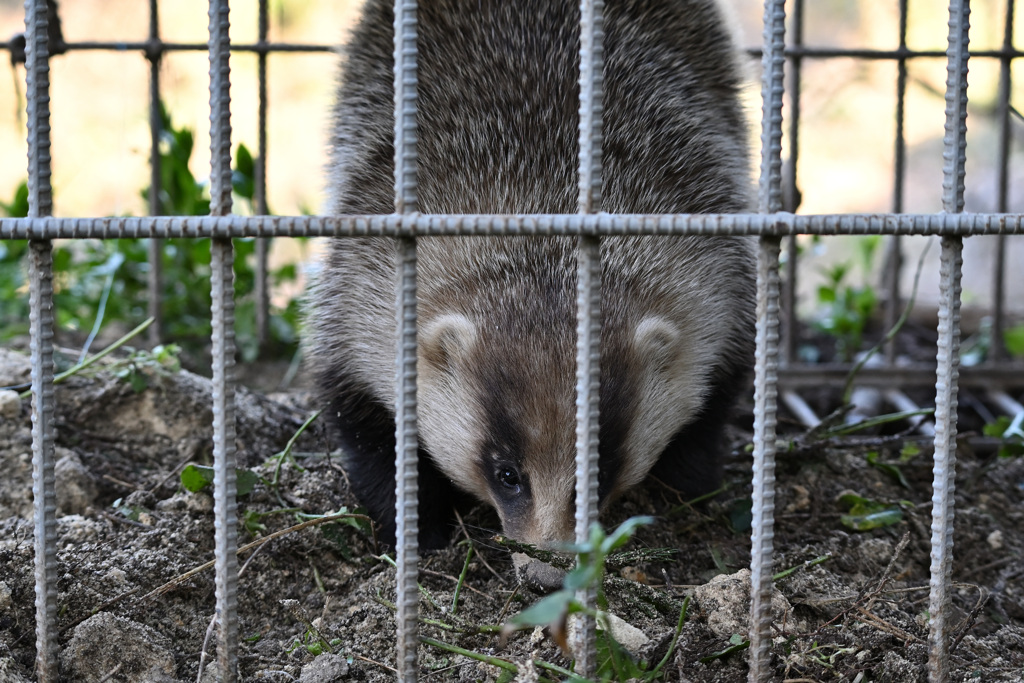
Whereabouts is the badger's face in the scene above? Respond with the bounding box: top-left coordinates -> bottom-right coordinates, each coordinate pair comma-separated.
416,307 -> 707,548
418,312 -> 578,547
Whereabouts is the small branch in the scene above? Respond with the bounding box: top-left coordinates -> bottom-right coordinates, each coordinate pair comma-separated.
20,317 -> 155,399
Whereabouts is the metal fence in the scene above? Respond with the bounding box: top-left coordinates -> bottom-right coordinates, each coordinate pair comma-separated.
1,0 -> 1023,681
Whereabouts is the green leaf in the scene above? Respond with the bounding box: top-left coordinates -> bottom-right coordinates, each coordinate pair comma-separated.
866,450 -> 911,489
602,515 -> 654,554
235,142 -> 255,177
841,507 -> 903,531
1004,325 -> 1024,358
127,369 -> 149,393
728,497 -> 753,533
839,494 -> 903,531
699,635 -> 750,663
998,442 -> 1024,458
899,441 -> 922,461
505,589 -> 575,630
0,180 -> 29,217
237,468 -> 260,496
983,416 -> 1012,438
181,464 -> 260,496
181,464 -> 215,493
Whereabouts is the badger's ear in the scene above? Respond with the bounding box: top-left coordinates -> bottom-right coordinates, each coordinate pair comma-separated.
633,316 -> 681,372
421,314 -> 477,373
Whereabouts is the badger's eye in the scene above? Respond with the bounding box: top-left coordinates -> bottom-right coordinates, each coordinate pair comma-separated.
497,468 -> 521,492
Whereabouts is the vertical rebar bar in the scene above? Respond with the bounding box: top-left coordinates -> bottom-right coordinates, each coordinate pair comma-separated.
928,236 -> 963,681
575,0 -> 604,672
393,1 -> 420,680
782,0 -> 803,366
255,0 -> 270,349
885,0 -> 910,364
758,1 -> 786,217
147,0 -> 163,345
749,237 -> 781,683
750,1 -> 785,681
25,0 -> 57,679
28,241 -> 57,683
929,1 -> 969,680
208,0 -> 238,679
991,0 -> 1014,362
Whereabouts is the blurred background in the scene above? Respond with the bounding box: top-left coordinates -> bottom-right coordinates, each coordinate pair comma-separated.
0,0 -> 1021,369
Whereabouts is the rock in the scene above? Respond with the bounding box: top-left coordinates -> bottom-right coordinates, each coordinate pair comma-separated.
0,389 -> 21,419
299,653 -> 350,682
55,448 -> 98,516
0,657 -> 33,683
61,612 -> 177,683
693,568 -> 792,639
567,611 -> 651,656
600,612 -> 651,653
512,552 -> 565,594
0,348 -> 30,388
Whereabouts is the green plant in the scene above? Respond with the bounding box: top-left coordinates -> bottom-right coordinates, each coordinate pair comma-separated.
812,236 -> 882,362
983,414 -> 1024,458
837,493 -> 908,531
1004,324 -> 1024,358
500,516 -> 688,682
0,107 -> 303,364
0,182 -> 30,341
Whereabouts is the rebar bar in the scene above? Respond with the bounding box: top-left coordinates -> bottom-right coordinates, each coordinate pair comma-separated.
207,0 -> 238,679
3,211 -> 1024,241
884,0 -> 910,364
782,0 -> 803,365
928,236 -> 963,682
928,1 -> 970,680
572,0 -> 604,675
392,1 -> 420,679
147,0 -> 163,345
28,240 -> 58,683
255,0 -> 271,349
749,0 -> 786,679
25,0 -> 57,679
992,0 -> 1015,361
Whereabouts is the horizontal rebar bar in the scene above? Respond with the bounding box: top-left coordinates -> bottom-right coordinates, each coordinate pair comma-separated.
3,40 -> 1022,61
777,364 -> 1023,389
2,212 -> 1023,240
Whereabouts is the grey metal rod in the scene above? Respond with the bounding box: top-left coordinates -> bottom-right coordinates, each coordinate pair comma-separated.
4,211 -> 1022,241
991,0 -> 1015,362
147,0 -> 163,346
392,0 -> 420,679
781,0 -> 803,365
255,0 -> 270,349
750,0 -> 786,678
394,236 -> 420,682
573,0 -> 604,674
929,0 -> 969,680
758,0 -> 786,217
210,237 -> 239,681
207,0 -> 238,679
749,237 -> 782,682
29,241 -> 58,682
928,236 -> 963,682
884,0 -> 910,364
25,0 -> 58,679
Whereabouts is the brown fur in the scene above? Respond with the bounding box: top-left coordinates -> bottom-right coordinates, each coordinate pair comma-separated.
308,0 -> 755,548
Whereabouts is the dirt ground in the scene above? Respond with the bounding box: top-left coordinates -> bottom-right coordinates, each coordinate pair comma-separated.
1,343 -> 1023,683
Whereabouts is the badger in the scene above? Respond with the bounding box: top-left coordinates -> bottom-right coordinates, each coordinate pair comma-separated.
308,0 -> 756,550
